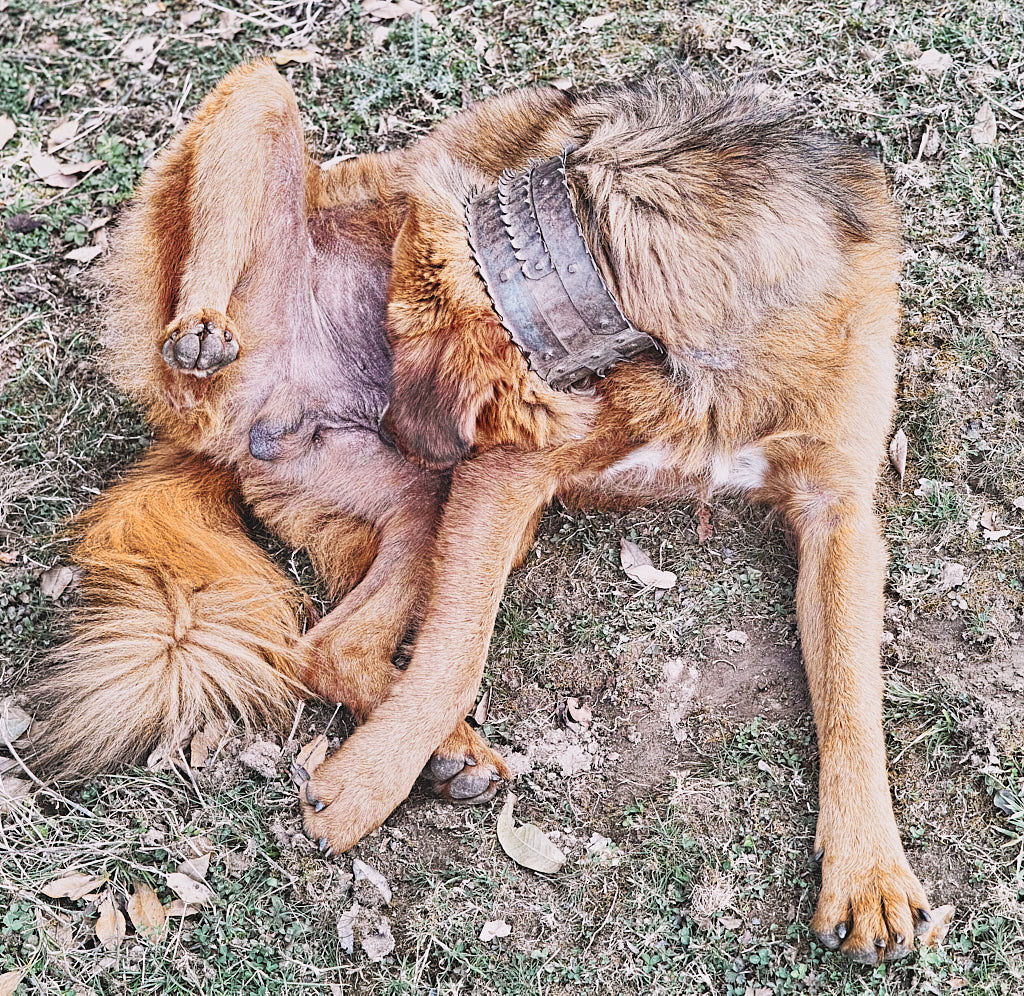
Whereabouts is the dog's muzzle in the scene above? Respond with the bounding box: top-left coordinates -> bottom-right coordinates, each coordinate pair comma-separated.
465,153 -> 660,390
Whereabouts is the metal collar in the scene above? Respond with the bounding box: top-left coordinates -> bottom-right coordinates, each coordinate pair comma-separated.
466,154 -> 660,391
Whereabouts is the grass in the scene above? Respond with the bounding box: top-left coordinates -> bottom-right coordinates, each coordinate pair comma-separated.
2,0 -> 1023,993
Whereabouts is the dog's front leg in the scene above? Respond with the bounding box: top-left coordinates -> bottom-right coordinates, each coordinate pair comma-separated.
300,448 -> 560,854
765,443 -> 931,963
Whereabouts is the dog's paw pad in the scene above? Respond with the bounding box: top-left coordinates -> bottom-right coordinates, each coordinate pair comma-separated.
161,309 -> 239,377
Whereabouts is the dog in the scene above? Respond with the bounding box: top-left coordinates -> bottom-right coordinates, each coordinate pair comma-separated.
294,76 -> 934,963
30,61 -> 508,805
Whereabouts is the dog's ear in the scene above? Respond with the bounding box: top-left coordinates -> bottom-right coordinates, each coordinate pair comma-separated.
383,345 -> 484,469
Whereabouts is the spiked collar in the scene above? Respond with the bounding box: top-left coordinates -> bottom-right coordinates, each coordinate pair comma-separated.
466,154 -> 660,391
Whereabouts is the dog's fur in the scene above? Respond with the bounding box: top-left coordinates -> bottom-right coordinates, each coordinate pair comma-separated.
29,62 -> 507,803
33,63 -> 931,964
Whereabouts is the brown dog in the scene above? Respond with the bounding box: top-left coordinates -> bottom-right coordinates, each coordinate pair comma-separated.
295,78 -> 933,963
30,61 -> 506,804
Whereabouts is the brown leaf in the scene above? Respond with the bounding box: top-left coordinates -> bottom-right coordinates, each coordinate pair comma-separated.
95,891 -> 126,947
479,918 -> 511,942
58,158 -> 104,175
970,102 -> 997,146
696,504 -> 713,544
40,871 -> 106,900
64,246 -> 103,264
165,871 -> 214,906
272,48 -> 314,66
179,9 -> 203,27
177,852 -> 210,882
47,119 -> 78,152
292,734 -> 328,784
122,34 -> 157,64
474,688 -> 490,725
0,699 -> 31,743
0,777 -> 31,807
0,115 -> 17,151
619,538 -> 676,590
40,564 -> 77,599
163,899 -> 199,918
189,717 -> 229,768
0,969 -> 27,996
918,903 -> 955,949
363,0 -> 437,26
913,49 -> 953,75
888,427 -> 907,482
496,792 -> 566,874
126,882 -> 166,941
28,152 -> 77,189
581,12 -> 615,29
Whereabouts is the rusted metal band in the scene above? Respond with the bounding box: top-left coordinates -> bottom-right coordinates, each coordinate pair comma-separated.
466,154 -> 660,391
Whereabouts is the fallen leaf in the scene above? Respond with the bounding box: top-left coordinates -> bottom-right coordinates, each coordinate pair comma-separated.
126,882 -> 166,941
913,49 -> 953,75
939,562 -> 965,590
0,115 -> 17,151
47,119 -> 78,151
41,871 -> 106,900
162,899 -> 199,918
720,915 -> 743,929
95,892 -> 126,947
970,102 -> 997,146
0,777 -> 31,810
919,124 -> 940,158
142,1 -> 165,14
1012,496 -> 1024,512
889,427 -> 907,482
64,245 -> 103,264
479,918 -> 511,941
337,902 -> 359,953
371,25 -> 391,46
189,717 -> 229,768
291,734 -> 328,784
363,0 -> 437,27
179,9 -> 203,27
122,34 -> 157,64
581,13 -> 615,29
177,852 -> 210,882
918,904 -> 955,949
58,158 -> 104,175
272,48 -> 314,66
28,152 -> 77,189
696,504 -> 713,544
0,969 -> 27,996
40,564 -> 77,599
551,78 -> 573,90
352,858 -> 392,905
619,538 -> 677,590
165,872 -> 213,907
565,697 -> 592,728
0,699 -> 31,743
496,792 -> 566,874
86,215 -> 111,232
474,689 -> 490,725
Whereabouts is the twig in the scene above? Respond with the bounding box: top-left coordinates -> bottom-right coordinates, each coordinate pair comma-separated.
992,176 -> 1009,238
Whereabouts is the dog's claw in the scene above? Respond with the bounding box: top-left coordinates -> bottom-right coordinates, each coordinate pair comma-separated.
314,801 -> 325,813
836,922 -> 848,941
813,846 -> 824,861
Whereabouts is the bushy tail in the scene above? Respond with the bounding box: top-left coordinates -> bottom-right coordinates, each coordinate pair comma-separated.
27,442 -> 306,780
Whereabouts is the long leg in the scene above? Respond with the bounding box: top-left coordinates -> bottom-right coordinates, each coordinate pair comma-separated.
300,448 -> 562,851
762,438 -> 930,964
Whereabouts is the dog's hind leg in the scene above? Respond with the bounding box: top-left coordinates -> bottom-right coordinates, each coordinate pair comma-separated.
27,442 -> 305,780
761,438 -> 931,964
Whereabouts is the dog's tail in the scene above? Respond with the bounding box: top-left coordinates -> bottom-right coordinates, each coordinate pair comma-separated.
27,442 -> 306,780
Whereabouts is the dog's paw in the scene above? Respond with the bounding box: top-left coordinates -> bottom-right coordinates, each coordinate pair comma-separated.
426,721 -> 509,805
161,308 -> 239,377
812,839 -> 931,964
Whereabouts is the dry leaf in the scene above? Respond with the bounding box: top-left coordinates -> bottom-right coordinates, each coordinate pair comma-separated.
47,119 -> 78,151
371,25 -> 391,46
889,427 -> 907,482
0,969 -> 27,996
40,564 -> 76,599
163,899 -> 199,918
291,734 -> 328,784
496,792 -> 566,874
95,892 -> 126,947
273,48 -> 314,66
0,115 -> 17,151
142,1 -> 165,14
122,35 -> 157,64
41,871 -> 106,900
189,717 -> 229,768
126,882 -> 166,941
352,858 -> 392,905
28,152 -> 77,189
918,904 -> 955,949
919,125 -> 940,157
177,852 -> 210,883
165,872 -> 213,906
913,49 -> 953,75
939,562 -> 965,590
970,102 -> 997,146
0,777 -> 31,811
696,504 -> 713,544
551,78 -> 573,90
479,918 -> 511,942
363,0 -> 438,27
619,538 -> 677,590
179,9 -> 203,27
581,13 -> 615,29
59,158 -> 104,175
474,689 -> 490,725
0,699 -> 31,742
65,246 -> 103,264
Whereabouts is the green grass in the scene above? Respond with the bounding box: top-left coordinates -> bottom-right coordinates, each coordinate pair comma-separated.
2,0 -> 1024,993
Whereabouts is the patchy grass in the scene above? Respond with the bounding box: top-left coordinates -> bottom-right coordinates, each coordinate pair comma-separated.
1,0 -> 1023,993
